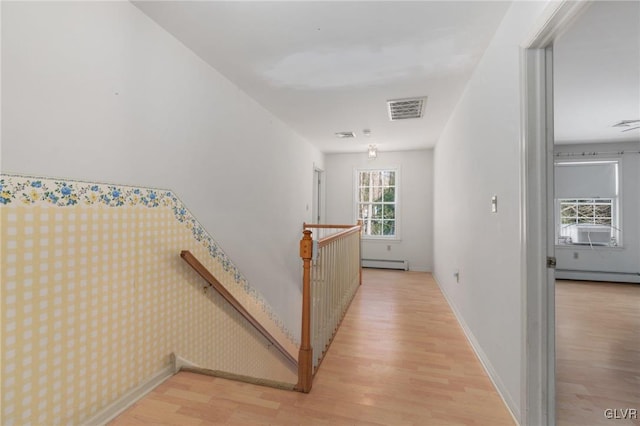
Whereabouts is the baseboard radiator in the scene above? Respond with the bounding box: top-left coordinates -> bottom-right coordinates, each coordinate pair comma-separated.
556,269 -> 640,283
362,258 -> 409,271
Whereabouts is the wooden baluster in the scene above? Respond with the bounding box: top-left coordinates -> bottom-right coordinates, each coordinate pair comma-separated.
297,229 -> 313,393
299,224 -> 363,378
325,243 -> 329,354
337,238 -> 342,323
330,243 -> 335,343
357,220 -> 363,286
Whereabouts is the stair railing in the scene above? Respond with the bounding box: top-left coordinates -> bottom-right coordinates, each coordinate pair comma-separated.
296,222 -> 362,392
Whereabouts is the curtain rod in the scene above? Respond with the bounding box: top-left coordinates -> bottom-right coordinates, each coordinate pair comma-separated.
554,150 -> 640,157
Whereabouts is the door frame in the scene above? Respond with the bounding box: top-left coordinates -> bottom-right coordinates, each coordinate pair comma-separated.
520,2 -> 591,425
312,166 -> 325,224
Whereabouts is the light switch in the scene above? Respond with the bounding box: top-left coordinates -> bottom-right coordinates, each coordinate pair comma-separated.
491,195 -> 498,213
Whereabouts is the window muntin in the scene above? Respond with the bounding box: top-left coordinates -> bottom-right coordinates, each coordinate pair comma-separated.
557,198 -> 617,246
356,170 -> 397,238
554,159 -> 620,247
559,199 -> 612,226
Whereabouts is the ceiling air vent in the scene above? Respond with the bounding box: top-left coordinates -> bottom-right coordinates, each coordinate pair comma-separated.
387,97 -> 427,121
335,131 -> 356,138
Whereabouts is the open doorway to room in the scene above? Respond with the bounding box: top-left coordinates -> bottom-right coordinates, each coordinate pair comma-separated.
552,2 -> 640,424
312,167 -> 324,224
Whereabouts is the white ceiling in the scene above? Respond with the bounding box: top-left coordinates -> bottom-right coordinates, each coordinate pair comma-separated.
133,1 -> 511,153
554,1 -> 640,145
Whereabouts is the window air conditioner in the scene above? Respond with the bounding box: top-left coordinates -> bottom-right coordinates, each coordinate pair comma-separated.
575,225 -> 611,245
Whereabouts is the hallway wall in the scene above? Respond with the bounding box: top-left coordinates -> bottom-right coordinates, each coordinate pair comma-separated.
1,1 -> 323,339
432,1 -> 553,422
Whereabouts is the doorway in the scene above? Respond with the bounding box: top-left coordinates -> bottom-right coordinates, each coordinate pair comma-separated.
312,167 -> 324,224
521,2 -> 589,425
523,1 -> 640,425
552,2 -> 640,425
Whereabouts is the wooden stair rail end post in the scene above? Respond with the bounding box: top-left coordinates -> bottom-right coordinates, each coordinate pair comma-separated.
296,229 -> 313,393
179,250 -> 297,366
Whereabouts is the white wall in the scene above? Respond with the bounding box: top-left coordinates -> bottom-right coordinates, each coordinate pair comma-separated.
433,1 -> 553,421
555,142 -> 640,283
1,1 -> 324,340
325,150 -> 433,272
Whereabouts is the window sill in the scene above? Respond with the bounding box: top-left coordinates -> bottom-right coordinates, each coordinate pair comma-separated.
555,244 -> 625,251
362,236 -> 401,242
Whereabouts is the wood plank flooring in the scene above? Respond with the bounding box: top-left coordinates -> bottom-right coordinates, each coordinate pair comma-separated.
556,280 -> 640,426
111,270 -> 514,425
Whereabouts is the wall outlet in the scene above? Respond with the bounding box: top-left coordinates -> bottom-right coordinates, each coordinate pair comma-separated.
573,252 -> 579,259
387,245 -> 391,251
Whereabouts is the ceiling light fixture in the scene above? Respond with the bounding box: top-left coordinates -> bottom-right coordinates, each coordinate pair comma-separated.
363,129 -> 371,137
368,145 -> 377,159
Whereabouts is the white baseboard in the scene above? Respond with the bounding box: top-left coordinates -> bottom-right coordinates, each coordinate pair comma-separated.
81,364 -> 174,426
433,273 -> 521,425
171,352 -> 200,373
408,266 -> 431,272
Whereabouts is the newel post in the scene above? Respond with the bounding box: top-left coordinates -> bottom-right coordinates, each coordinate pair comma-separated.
297,229 -> 313,393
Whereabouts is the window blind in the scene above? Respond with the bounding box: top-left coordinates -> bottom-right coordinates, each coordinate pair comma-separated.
555,161 -> 618,199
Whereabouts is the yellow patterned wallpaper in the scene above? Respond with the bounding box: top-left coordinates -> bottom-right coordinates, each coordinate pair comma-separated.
0,175 -> 298,425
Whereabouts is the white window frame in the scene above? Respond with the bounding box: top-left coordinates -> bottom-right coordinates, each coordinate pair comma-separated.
354,168 -> 400,240
554,159 -> 622,247
556,198 -> 619,246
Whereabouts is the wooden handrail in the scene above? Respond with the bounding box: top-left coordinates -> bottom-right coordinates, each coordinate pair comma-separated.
303,223 -> 357,229
318,225 -> 360,248
180,250 -> 297,367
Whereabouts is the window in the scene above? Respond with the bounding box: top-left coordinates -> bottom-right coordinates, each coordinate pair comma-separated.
555,160 -> 620,246
557,199 -> 616,246
356,169 -> 397,238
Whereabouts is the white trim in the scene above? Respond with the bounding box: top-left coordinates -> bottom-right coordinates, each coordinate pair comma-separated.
312,166 -> 325,224
553,155 -> 624,248
81,364 -> 174,426
555,244 -> 625,252
521,44 -> 555,426
353,167 -> 401,240
520,2 -> 592,425
434,273 -> 520,425
172,352 -> 200,373
522,0 -> 592,49
360,235 -> 401,241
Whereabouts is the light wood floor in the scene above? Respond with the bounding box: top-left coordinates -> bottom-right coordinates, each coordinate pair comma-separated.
556,280 -> 640,426
111,270 -> 514,425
